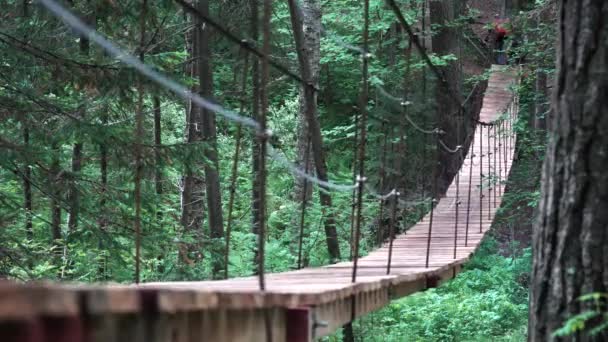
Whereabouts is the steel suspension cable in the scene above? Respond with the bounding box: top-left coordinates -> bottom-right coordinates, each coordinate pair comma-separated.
464,128 -> 475,246
453,110 -> 463,260
503,119 -> 508,174
260,1 -> 272,341
40,0 -> 362,195
493,124 -> 497,207
479,124 -> 484,233
377,122 -> 389,246
174,0 -> 309,88
255,0 -> 272,293
487,124 -> 492,219
425,128 -> 440,268
349,112 -> 359,260
386,0 -> 466,112
387,47 -> 410,271
386,190 -> 400,275
498,120 -> 503,197
351,0 -> 370,284
133,0 -> 147,285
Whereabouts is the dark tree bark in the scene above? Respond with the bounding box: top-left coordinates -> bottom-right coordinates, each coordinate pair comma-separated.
133,0 -> 147,284
293,0 -> 320,203
250,0 -> 262,269
181,3 -> 206,264
429,0 -> 463,195
529,0 -> 608,340
196,0 -> 225,278
288,0 -> 341,262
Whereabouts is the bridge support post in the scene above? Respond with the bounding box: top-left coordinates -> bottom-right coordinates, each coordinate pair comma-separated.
286,308 -> 312,342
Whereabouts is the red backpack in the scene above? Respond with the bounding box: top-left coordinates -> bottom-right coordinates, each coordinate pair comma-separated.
494,19 -> 510,38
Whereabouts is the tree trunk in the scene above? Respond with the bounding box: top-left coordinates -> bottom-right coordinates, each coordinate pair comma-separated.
250,0 -> 262,270
288,0 -> 341,262
195,0 -> 225,278
429,0 -> 463,196
529,1 -> 608,340
293,0 -> 321,203
133,0 -> 148,284
181,4 -> 206,265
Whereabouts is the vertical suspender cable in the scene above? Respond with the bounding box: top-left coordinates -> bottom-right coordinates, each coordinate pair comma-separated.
498,120 -> 502,197
453,19 -> 465,260
479,124 -> 483,233
511,102 -> 515,150
351,0 -> 370,284
453,111 -> 462,259
297,136 -> 311,269
503,119 -> 508,173
464,129 -> 475,246
377,122 -> 389,246
422,123 -> 429,200
349,113 -> 359,260
386,191 -> 399,274
260,2 -> 272,340
134,0 -> 147,284
487,124 -> 491,219
257,0 -> 271,293
387,41 -> 412,273
493,124 -> 497,207
425,135 -> 439,268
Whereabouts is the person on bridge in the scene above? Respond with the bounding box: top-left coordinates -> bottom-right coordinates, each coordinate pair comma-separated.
486,14 -> 511,65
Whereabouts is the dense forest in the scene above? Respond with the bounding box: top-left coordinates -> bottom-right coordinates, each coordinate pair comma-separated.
1,0 -> 607,340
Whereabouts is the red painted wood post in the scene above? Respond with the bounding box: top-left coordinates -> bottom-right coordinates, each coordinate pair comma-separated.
41,316 -> 84,342
0,319 -> 44,342
286,308 -> 311,342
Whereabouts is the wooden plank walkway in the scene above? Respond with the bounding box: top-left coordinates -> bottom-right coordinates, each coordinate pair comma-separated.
0,65 -> 517,341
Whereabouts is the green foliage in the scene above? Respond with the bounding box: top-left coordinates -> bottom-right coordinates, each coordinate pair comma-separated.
327,239 -> 531,341
554,293 -> 608,338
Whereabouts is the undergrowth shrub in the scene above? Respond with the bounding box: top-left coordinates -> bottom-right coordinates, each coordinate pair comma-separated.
326,238 -> 531,341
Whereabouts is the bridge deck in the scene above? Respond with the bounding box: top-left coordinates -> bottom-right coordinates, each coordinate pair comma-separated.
0,66 -> 517,341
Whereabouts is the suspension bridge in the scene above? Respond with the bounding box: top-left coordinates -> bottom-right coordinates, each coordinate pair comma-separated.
0,65 -> 517,341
